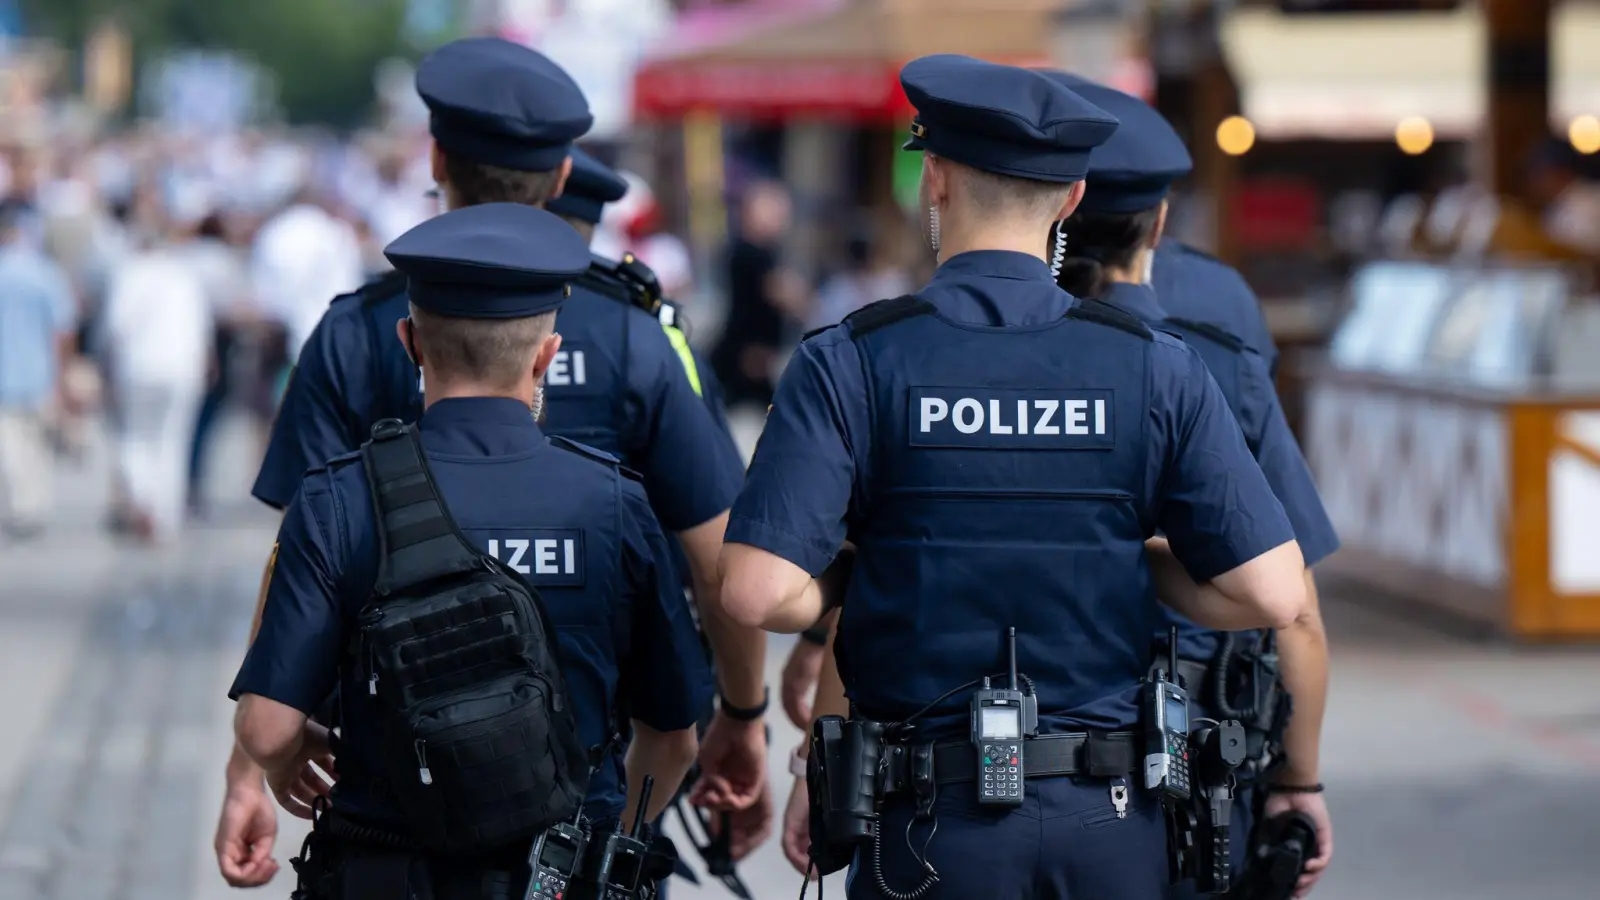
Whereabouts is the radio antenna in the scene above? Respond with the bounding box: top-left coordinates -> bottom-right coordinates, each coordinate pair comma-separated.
1007,627 -> 1019,691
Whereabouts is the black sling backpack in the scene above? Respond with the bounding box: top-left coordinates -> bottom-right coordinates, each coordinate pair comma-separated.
356,419 -> 589,855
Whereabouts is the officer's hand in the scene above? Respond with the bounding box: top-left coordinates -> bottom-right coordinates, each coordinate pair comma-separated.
689,712 -> 767,811
706,778 -> 775,860
215,777 -> 280,887
780,777 -> 813,876
265,721 -> 337,820
1262,790 -> 1334,897
781,641 -> 826,729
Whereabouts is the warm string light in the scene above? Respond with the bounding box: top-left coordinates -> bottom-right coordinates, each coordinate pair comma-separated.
1216,116 -> 1256,156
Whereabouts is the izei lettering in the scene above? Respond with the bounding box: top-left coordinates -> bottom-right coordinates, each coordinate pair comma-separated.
909,387 -> 1115,450
484,528 -> 586,586
545,349 -> 587,387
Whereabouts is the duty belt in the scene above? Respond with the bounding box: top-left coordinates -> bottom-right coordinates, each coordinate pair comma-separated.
881,730 -> 1139,794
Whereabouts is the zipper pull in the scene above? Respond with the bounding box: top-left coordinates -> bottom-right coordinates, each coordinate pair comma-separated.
366,641 -> 378,695
415,739 -> 433,785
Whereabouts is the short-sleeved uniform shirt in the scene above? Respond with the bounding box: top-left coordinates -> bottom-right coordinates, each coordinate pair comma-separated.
251,271 -> 744,537
727,251 -> 1295,735
232,397 -> 713,826
1098,282 -> 1340,661
1153,243 -> 1278,378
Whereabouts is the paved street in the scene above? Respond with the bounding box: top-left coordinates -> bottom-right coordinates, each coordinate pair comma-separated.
1,413 -> 1598,899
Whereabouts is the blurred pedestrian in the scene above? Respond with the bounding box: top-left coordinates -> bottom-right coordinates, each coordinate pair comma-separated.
100,217 -> 212,543
250,187 -> 364,364
711,180 -> 809,410
0,202 -> 77,540
183,210 -> 252,516
805,225 -> 911,332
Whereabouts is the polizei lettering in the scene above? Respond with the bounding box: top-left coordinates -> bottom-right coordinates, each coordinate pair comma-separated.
909,387 -> 1115,450
485,529 -> 586,587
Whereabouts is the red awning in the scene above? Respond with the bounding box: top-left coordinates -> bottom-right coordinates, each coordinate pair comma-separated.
632,0 -> 1059,121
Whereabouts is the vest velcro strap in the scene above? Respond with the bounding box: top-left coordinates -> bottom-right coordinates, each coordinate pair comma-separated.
363,421 -> 485,598
844,295 -> 935,339
1065,299 -> 1154,340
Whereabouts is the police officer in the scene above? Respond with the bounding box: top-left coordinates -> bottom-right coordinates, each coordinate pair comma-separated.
545,146 -> 775,862
718,54 -> 1309,899
545,148 -> 737,439
216,39 -> 765,889
231,202 -> 710,898
1042,73 -> 1336,898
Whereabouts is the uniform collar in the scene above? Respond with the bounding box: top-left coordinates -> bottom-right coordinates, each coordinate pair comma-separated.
1097,281 -> 1168,324
420,396 -> 543,436
932,250 -> 1054,284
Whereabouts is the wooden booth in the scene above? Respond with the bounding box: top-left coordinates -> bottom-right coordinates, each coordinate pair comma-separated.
1304,261 -> 1600,640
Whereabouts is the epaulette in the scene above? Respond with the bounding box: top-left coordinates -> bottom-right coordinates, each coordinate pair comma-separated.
580,252 -> 663,316
1164,317 -> 1245,354
316,447 -> 365,474
841,295 -> 934,340
1175,242 -> 1223,265
352,269 -> 409,309
1063,298 -> 1154,340
550,435 -> 644,482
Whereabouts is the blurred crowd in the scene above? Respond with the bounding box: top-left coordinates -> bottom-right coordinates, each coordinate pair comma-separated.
0,124 -> 924,547
0,126 -> 440,544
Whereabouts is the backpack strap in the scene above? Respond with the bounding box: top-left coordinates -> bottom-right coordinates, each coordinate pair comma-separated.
1164,317 -> 1246,353
1064,298 -> 1155,340
362,418 -> 485,597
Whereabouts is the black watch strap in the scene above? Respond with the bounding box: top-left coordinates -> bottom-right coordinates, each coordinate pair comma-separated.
800,625 -> 829,646
719,688 -> 769,722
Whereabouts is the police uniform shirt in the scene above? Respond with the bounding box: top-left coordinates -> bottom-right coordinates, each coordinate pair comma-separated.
726,249 -> 1295,734
1100,282 -> 1338,660
233,399 -> 710,826
1153,244 -> 1278,377
251,274 -> 420,510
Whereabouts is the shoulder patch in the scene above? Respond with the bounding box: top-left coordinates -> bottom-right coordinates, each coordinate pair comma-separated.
549,435 -> 644,482
843,295 -> 934,340
1164,317 -> 1245,353
1064,299 -> 1154,340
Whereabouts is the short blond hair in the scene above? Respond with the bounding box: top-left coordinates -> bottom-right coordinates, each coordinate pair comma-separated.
410,304 -> 556,390
952,162 -> 1075,222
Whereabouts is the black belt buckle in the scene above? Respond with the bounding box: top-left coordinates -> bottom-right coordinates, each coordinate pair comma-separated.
911,744 -> 936,820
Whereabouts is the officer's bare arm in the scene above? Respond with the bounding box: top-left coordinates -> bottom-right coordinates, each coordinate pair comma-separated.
1144,537 -> 1306,630
1273,569 -> 1329,785
235,694 -> 310,773
679,512 -> 768,707
226,546 -> 286,787
623,721 -> 699,829
718,542 -> 828,633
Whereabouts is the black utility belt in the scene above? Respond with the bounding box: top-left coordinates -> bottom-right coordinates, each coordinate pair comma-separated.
880,730 -> 1139,795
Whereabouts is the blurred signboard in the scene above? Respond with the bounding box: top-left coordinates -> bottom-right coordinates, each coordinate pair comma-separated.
1275,0 -> 1463,11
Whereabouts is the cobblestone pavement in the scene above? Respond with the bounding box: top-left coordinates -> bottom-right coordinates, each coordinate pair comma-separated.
0,415 -> 1597,900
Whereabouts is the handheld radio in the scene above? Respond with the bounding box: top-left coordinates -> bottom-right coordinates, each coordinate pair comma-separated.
970,627 -> 1027,806
596,775 -> 655,900
1142,626 -> 1192,800
522,805 -> 588,900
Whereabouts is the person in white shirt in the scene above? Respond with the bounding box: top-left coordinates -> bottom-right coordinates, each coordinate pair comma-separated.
249,189 -> 364,361
100,223 -> 214,543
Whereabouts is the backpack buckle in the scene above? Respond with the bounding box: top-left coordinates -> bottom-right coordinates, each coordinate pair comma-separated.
370,419 -> 406,441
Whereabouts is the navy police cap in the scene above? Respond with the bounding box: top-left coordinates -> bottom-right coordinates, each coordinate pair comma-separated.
546,147 -> 628,225
1042,72 -> 1193,214
900,54 -> 1119,184
384,203 -> 592,319
416,38 -> 593,172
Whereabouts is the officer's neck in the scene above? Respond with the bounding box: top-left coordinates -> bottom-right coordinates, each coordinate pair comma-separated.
1101,248 -> 1153,286
421,379 -> 537,412
936,220 -> 1051,266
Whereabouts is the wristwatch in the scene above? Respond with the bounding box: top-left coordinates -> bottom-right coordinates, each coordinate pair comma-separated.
789,745 -> 809,779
